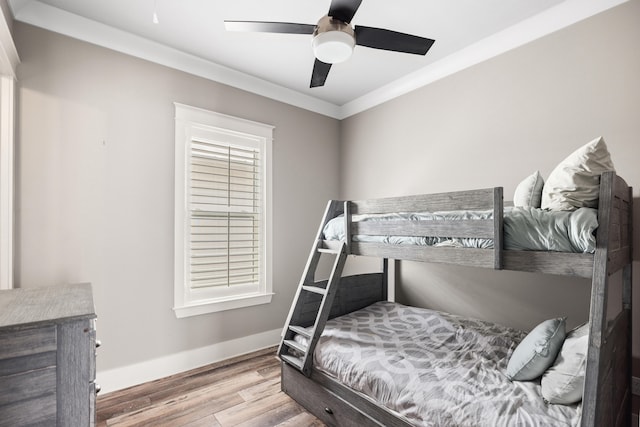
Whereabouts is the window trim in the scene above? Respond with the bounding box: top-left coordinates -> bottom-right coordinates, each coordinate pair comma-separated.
0,76 -> 14,291
0,4 -> 18,290
174,103 -> 273,318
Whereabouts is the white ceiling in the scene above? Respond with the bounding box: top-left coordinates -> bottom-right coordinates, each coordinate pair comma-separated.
7,0 -> 627,118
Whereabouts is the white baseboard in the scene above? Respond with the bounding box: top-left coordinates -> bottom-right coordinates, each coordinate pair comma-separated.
96,328 -> 282,394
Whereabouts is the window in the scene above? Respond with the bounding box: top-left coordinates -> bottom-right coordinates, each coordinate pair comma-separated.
174,103 -> 273,317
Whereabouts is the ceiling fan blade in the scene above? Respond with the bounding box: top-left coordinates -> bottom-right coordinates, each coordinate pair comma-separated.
328,0 -> 363,23
310,59 -> 332,88
354,26 -> 435,55
224,21 -> 315,35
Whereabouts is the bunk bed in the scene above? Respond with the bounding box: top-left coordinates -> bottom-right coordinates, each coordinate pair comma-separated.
278,168 -> 633,427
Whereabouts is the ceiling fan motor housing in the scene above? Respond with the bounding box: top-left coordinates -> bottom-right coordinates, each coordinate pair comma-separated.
312,15 -> 356,64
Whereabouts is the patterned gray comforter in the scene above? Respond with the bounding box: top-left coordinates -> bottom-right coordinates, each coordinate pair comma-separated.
296,302 -> 581,427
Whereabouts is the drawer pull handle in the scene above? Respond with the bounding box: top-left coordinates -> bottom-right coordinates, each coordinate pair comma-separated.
95,339 -> 102,348
95,383 -> 101,394
324,407 -> 333,415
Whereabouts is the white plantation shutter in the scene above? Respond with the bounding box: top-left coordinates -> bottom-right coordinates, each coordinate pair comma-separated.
189,141 -> 261,290
174,103 -> 273,317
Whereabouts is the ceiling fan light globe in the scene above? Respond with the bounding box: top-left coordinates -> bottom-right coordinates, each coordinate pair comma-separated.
312,30 -> 355,64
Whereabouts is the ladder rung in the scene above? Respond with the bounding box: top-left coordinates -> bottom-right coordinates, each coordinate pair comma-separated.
283,339 -> 308,354
302,285 -> 326,295
281,354 -> 303,370
317,247 -> 340,255
289,325 -> 311,339
318,240 -> 343,253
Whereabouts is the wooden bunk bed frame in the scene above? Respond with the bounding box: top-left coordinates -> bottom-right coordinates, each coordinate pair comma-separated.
280,171 -> 633,427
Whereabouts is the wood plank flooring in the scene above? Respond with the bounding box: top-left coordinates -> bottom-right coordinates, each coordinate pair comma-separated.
96,347 -> 326,427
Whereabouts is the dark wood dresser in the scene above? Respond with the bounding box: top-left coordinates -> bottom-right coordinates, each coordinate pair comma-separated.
0,283 -> 97,426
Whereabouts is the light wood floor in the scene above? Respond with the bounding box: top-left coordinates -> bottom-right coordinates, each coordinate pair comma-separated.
96,347 -> 326,427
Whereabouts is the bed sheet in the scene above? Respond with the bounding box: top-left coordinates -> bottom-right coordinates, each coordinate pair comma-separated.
295,301 -> 581,427
322,207 -> 598,253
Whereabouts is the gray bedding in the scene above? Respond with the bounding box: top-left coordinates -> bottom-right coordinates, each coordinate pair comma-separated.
295,301 -> 581,427
322,206 -> 598,253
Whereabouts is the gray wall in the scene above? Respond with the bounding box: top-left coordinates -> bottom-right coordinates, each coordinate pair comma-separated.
11,0 -> 640,381
340,0 -> 640,352
13,23 -> 340,372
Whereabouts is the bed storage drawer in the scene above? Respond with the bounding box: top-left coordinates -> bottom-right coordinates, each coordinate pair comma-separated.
281,362 -> 384,427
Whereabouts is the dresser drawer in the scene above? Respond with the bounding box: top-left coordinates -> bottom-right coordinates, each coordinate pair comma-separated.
89,382 -> 97,427
89,327 -> 97,381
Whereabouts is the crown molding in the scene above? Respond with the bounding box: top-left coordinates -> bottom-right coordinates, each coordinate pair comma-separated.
11,1 -> 342,119
11,0 -> 628,120
0,2 -> 19,77
338,0 -> 629,119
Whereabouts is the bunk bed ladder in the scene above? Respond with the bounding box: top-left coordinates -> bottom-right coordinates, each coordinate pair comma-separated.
278,201 -> 350,376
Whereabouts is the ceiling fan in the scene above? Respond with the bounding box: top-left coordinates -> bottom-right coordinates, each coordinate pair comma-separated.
224,0 -> 435,88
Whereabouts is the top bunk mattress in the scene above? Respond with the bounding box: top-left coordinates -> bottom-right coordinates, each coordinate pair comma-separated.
294,301 -> 581,427
323,207 -> 598,253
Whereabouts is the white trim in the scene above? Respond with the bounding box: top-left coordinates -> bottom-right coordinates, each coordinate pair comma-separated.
174,292 -> 274,318
338,0 -> 630,118
96,327 -> 281,394
9,0 -> 626,119
174,103 -> 275,138
0,76 -> 14,290
0,4 -> 19,77
0,1 -> 18,291
174,103 -> 274,317
10,1 -> 341,119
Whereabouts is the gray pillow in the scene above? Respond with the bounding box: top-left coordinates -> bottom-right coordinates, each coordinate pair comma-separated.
506,317 -> 566,381
541,137 -> 615,211
541,323 -> 589,404
514,171 -> 544,208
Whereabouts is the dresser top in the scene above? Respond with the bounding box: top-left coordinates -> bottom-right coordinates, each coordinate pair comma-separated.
0,283 -> 96,329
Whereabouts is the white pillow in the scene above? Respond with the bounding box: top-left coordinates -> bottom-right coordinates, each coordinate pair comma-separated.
514,171 -> 544,208
506,317 -> 566,381
541,323 -> 589,405
541,137 -> 615,211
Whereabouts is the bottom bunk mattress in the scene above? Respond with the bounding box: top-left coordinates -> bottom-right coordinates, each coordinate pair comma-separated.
294,301 -> 581,427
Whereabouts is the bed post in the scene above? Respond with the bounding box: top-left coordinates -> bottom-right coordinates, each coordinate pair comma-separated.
622,184 -> 633,427
344,201 -> 352,254
582,171 -> 632,427
381,258 -> 389,302
493,187 -> 504,269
